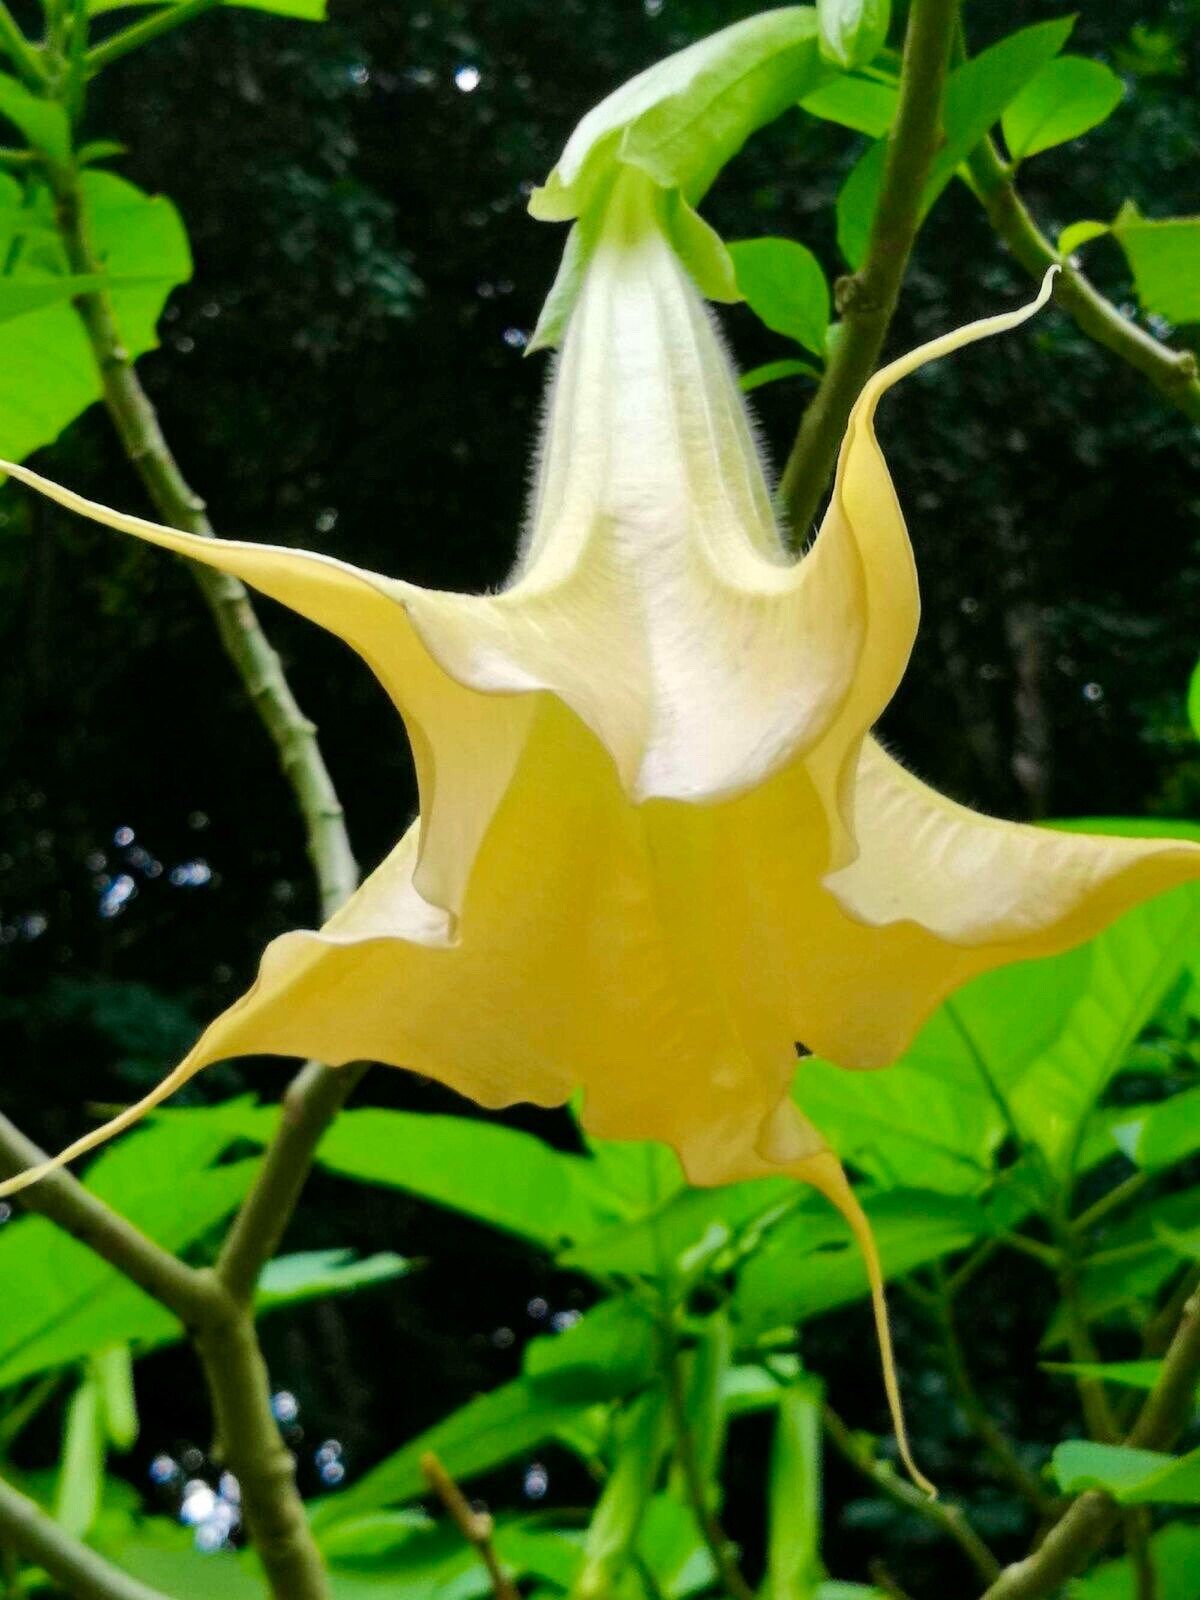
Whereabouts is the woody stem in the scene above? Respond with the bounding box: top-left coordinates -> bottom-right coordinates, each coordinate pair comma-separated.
778,0 -> 960,541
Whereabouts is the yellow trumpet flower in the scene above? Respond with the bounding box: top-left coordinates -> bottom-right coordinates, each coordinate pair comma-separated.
2,172 -> 1197,1491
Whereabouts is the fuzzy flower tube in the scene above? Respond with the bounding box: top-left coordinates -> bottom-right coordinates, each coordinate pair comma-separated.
3,172 -> 1198,1492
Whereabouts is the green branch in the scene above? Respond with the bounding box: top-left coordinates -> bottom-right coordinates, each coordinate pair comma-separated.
0,1111 -> 221,1328
822,1406 -> 1001,1587
778,0 -> 960,539
979,1282 -> 1200,1599
0,5 -> 49,90
0,1472 -> 176,1600
965,137 -> 1200,426
86,0 -> 221,74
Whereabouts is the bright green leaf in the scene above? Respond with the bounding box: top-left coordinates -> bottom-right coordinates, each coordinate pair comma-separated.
1059,219 -> 1111,256
0,72 -> 70,162
257,1249 -> 410,1312
1112,1085 -> 1200,1172
54,1377 -> 103,1538
1053,1440 -> 1200,1504
531,8 -> 825,222
729,236 -> 830,355
0,274 -> 116,325
1188,657 -> 1200,741
817,0 -> 890,70
800,72 -> 897,135
94,1344 -> 138,1450
837,17 -> 1074,266
0,172 -> 190,466
763,1377 -> 823,1600
1042,1359 -> 1164,1391
1001,56 -> 1124,160
1111,201 -> 1200,324
89,0 -> 325,16
739,357 -> 823,392
1071,1525 -> 1200,1600
574,1390 -> 671,1597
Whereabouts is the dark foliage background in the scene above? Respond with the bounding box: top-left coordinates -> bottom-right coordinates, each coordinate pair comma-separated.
1,0 -> 1198,1588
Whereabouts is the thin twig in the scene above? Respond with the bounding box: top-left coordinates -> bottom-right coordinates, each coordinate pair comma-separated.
0,5 -> 49,89
661,1326 -> 756,1600
421,1452 -> 519,1600
964,137 -> 1200,426
85,0 -> 221,74
823,1405 -> 1001,1586
0,1473 -> 174,1600
777,0 -> 960,538
934,1274 -> 1055,1516
869,1559 -> 917,1600
979,1284 -> 1200,1599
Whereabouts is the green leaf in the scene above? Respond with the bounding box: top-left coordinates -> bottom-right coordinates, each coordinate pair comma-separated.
800,72 -> 897,136
1058,219 -> 1111,257
312,1378 -> 593,1526
89,0 -> 326,16
258,1249 -> 410,1310
1007,885 -> 1200,1173
192,1100 -> 623,1249
837,17 -> 1074,266
0,274 -> 117,325
734,1189 -> 986,1336
0,172 -> 190,466
729,236 -> 830,355
94,1344 -> 138,1450
739,357 -> 823,392
1070,1525 -> 1200,1600
0,72 -> 70,162
1189,657 -> 1200,742
1001,56 -> 1124,160
1053,1440 -> 1200,1504
574,1390 -> 671,1597
1042,1359 -> 1164,1391
524,1295 -> 658,1404
1111,1085 -> 1200,1172
531,8 -> 825,222
0,1120 -> 257,1387
763,1377 -> 823,1600
54,1377 -> 104,1538
817,0 -> 890,70
1111,201 -> 1200,324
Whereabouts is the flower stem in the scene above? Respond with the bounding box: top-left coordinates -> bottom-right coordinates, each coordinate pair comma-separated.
0,1474 -> 174,1600
421,1452 -> 519,1600
778,0 -> 960,541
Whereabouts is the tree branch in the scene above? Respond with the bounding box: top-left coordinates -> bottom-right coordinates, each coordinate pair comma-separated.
0,1473 -> 175,1600
778,0 -> 960,539
822,1405 -> 1001,1587
979,1283 -> 1200,1600
0,1111 -> 220,1329
964,137 -> 1200,426
85,0 -> 222,74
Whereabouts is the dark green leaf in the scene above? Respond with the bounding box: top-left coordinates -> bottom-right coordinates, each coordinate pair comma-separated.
1042,1359 -> 1164,1391
311,1378 -> 592,1525
729,236 -> 830,355
1001,56 -> 1124,160
1071,1525 -> 1200,1600
837,18 -> 1074,265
